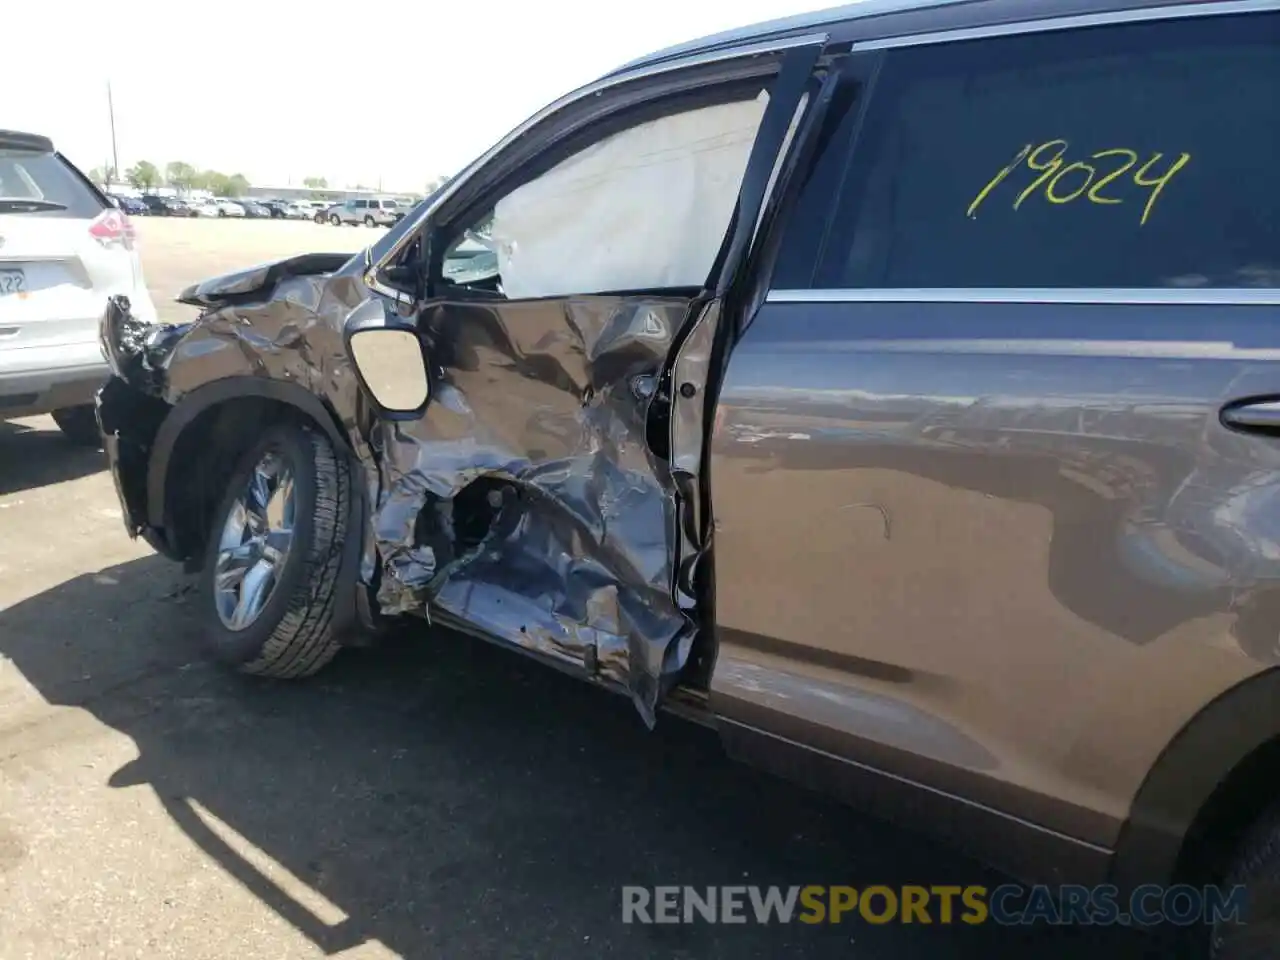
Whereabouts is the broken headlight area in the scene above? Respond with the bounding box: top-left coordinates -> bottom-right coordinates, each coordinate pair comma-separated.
100,294 -> 192,393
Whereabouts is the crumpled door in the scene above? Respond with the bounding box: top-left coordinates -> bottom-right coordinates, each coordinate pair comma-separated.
374,296 -> 694,723
365,41 -> 826,725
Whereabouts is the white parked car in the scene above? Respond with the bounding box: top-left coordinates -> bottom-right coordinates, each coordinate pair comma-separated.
210,197 -> 246,218
186,198 -> 220,217
324,197 -> 402,227
0,129 -> 157,443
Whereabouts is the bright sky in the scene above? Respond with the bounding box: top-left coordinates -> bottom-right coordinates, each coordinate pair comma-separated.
4,0 -> 836,192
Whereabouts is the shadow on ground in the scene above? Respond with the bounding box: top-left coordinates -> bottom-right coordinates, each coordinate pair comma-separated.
0,418 -> 105,495
0,555 -> 1160,958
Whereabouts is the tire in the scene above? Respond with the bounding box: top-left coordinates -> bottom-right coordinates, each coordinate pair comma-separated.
200,422 -> 349,678
364,215 -> 375,227
1211,803 -> 1280,959
313,211 -> 324,224
218,208 -> 227,217
329,213 -> 341,226
51,405 -> 101,447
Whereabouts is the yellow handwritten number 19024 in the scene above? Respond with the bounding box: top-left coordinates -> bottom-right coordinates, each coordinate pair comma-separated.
967,140 -> 1190,225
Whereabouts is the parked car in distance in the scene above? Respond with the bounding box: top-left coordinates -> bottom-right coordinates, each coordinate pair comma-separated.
185,198 -> 220,218
237,199 -> 271,218
94,4 -> 1280,956
108,194 -> 148,216
313,202 -> 338,224
209,197 -> 246,218
140,194 -> 191,217
0,129 -> 157,443
326,197 -> 401,227
259,199 -> 306,219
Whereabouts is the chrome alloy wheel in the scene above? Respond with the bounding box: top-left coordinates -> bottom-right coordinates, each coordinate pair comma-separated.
213,451 -> 296,631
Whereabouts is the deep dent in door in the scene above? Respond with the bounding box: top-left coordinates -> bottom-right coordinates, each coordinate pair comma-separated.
372,296 -> 701,725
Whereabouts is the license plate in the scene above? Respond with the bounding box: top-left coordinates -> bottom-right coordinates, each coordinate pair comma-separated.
0,270 -> 26,296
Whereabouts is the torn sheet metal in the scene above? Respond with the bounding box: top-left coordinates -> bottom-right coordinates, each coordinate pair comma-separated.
373,296 -> 696,724
98,256 -> 377,553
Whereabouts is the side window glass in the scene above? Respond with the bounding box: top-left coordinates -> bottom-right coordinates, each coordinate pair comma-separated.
439,90 -> 771,300
800,13 -> 1280,290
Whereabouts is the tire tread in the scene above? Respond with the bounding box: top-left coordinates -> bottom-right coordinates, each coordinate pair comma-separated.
239,426 -> 349,678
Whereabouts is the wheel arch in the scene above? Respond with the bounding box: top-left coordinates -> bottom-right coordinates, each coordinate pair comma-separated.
1111,666 -> 1280,894
145,377 -> 355,558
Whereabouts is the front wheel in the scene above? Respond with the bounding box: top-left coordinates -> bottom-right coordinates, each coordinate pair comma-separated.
200,422 -> 350,678
329,213 -> 341,226
364,215 -> 375,227
217,208 -> 227,218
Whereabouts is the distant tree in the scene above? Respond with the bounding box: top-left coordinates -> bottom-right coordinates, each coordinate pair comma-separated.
194,169 -> 219,192
224,173 -> 250,197
165,161 -> 197,192
207,171 -> 231,195
302,176 -> 328,189
424,175 -> 450,195
125,161 -> 160,190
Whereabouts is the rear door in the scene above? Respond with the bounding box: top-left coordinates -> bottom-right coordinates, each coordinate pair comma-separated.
0,142 -> 130,371
709,8 -> 1280,854
363,39 -> 828,723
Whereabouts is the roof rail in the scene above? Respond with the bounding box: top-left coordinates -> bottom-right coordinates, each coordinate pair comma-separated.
0,130 -> 55,153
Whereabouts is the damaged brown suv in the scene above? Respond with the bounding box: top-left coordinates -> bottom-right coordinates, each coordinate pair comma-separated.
97,1 -> 1280,953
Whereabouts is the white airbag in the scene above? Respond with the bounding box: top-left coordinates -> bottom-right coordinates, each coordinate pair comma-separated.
491,91 -> 769,300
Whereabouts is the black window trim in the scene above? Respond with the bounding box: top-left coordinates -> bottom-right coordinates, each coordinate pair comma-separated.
767,288 -> 1280,306
844,0 -> 1276,53
765,0 -> 1280,306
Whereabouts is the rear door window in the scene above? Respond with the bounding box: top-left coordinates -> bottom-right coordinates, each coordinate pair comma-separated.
793,11 -> 1280,290
0,150 -> 105,219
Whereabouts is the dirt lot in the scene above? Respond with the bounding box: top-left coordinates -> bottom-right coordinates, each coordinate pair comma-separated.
0,220 -> 1140,958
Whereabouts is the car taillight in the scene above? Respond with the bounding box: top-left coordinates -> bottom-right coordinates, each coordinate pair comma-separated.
89,208 -> 136,251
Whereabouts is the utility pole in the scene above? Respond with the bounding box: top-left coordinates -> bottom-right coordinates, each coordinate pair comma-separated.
107,81 -> 119,181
